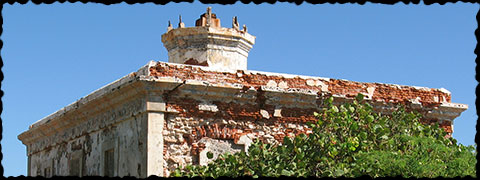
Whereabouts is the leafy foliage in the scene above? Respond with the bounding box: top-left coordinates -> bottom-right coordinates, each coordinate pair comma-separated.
172,94 -> 476,178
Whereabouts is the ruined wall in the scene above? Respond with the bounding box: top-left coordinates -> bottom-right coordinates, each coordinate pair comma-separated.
162,100 -> 314,176
160,96 -> 457,176
148,61 -> 465,176
28,113 -> 148,177
19,61 -> 466,178
20,80 -> 150,177
149,62 -> 452,107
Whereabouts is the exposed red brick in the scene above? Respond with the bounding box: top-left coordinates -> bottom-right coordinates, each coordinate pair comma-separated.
165,94 -> 452,142
150,62 -> 451,109
167,97 -> 319,123
184,58 -> 208,66
158,62 -> 455,170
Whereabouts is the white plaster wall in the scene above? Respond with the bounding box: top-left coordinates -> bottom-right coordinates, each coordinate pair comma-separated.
168,47 -> 248,70
147,112 -> 165,177
27,107 -> 148,177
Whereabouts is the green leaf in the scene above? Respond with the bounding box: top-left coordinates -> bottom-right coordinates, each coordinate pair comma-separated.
327,97 -> 334,104
317,119 -> 324,126
332,106 -> 339,113
306,121 -> 315,128
359,132 -> 367,140
207,151 -> 214,159
355,93 -> 364,101
281,169 -> 292,176
367,115 -> 374,123
334,169 -> 345,177
351,122 -> 359,131
381,135 -> 389,140
349,106 -> 355,112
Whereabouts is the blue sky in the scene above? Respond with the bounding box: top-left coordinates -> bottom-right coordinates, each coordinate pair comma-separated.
1,2 -> 478,177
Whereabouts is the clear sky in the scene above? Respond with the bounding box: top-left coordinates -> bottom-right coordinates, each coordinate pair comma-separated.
1,2 -> 478,177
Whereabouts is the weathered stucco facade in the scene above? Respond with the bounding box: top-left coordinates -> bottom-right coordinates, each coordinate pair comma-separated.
18,8 -> 468,177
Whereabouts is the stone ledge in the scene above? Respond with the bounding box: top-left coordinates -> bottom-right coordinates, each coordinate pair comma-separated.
19,61 -> 469,149
149,61 -> 456,107
161,27 -> 255,46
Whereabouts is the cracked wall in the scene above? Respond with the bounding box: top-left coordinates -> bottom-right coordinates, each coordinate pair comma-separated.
20,82 -> 149,177
148,61 -> 466,176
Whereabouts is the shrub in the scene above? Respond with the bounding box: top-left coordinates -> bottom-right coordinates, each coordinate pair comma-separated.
173,94 -> 476,178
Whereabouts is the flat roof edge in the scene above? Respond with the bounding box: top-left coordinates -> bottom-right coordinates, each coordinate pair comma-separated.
26,61 -> 157,130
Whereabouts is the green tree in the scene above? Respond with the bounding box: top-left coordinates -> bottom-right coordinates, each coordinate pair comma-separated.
173,94 -> 476,178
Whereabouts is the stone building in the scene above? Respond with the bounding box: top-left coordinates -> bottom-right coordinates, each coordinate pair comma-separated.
18,8 -> 468,177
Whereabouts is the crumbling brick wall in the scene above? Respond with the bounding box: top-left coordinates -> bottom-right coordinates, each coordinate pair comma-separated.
149,62 -> 460,176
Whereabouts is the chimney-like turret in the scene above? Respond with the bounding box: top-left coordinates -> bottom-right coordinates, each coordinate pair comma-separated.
161,7 -> 256,70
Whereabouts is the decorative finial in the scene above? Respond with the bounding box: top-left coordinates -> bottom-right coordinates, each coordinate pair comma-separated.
206,7 -> 212,27
232,16 -> 240,31
242,24 -> 247,33
167,20 -> 173,31
178,15 -> 185,28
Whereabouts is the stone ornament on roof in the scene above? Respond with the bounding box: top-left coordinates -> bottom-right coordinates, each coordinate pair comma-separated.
206,7 -> 212,27
178,15 -> 185,28
232,16 -> 240,31
195,7 -> 221,28
167,21 -> 173,32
